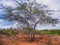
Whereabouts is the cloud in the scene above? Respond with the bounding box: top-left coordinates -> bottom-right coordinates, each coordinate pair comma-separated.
0,0 -> 16,7
0,25 -> 11,29
37,0 -> 60,10
0,19 -> 3,22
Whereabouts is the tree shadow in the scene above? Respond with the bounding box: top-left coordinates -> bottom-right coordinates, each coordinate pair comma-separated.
0,40 -> 3,45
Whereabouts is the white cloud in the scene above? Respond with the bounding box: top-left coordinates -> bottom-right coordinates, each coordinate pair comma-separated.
0,0 -> 16,7
0,25 -> 11,29
37,0 -> 60,10
0,19 -> 4,22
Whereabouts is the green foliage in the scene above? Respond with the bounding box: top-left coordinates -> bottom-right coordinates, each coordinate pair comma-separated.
34,30 -> 41,35
33,8 -> 40,14
17,3 -> 27,10
34,29 -> 60,35
40,30 -> 51,35
0,29 -> 60,36
50,29 -> 60,35
0,29 -> 19,36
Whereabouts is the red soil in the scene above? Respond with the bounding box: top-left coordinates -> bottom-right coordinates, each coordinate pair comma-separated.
0,34 -> 60,45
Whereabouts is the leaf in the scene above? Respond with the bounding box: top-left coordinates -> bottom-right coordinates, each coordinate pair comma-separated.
17,3 -> 27,10
33,8 -> 39,14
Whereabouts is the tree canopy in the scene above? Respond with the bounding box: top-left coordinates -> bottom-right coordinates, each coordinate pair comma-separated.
0,0 -> 59,30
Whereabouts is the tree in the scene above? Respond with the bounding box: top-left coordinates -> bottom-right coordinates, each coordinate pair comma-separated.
0,0 -> 59,41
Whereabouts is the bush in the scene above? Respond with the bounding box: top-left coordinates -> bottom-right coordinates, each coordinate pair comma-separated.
0,29 -> 60,36
0,30 -> 19,36
40,30 -> 51,35
34,30 -> 41,35
50,29 -> 60,35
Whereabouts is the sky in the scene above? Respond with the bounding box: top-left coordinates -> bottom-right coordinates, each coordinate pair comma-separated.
0,0 -> 60,29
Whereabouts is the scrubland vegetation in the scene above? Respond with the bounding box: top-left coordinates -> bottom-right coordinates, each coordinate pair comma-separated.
0,29 -> 60,45
0,29 -> 60,36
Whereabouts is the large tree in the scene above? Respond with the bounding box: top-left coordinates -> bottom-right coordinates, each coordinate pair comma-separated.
0,0 -> 59,41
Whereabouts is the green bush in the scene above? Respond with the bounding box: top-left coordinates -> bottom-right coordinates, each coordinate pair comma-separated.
40,30 -> 51,35
34,30 -> 41,35
0,29 -> 60,36
35,29 -> 60,35
0,30 -> 19,36
50,29 -> 60,35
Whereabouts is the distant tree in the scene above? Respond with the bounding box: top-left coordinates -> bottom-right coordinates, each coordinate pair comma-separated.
0,0 -> 59,41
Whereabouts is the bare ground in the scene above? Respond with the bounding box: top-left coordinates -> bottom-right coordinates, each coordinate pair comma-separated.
0,34 -> 60,45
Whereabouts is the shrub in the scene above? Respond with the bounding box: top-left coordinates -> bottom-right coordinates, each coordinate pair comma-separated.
0,30 -> 19,36
50,30 -> 60,35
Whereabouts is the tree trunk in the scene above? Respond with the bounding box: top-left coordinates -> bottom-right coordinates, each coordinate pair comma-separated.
30,30 -> 35,42
29,23 -> 37,42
